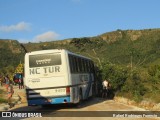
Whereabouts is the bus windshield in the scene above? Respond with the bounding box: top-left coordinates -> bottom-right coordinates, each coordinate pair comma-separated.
29,53 -> 61,68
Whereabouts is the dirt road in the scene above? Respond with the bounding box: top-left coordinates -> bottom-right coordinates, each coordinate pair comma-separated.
1,86 -> 157,120
8,97 -> 160,120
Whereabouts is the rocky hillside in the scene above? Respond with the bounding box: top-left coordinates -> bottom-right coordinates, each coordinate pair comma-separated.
0,39 -> 23,54
1,28 -> 160,68
21,29 -> 160,67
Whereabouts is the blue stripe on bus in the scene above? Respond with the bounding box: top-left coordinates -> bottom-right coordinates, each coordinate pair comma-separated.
28,96 -> 70,105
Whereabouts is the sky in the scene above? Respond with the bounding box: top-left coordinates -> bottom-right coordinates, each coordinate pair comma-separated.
0,0 -> 160,43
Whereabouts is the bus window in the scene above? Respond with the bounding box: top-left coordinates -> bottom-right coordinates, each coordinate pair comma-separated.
90,61 -> 94,72
76,57 -> 80,72
81,59 -> 84,72
85,60 -> 89,72
79,58 -> 83,72
87,60 -> 90,72
29,53 -> 61,68
84,59 -> 87,72
69,55 -> 74,73
74,57 -> 78,72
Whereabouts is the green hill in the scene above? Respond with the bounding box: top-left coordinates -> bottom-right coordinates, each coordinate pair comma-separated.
22,29 -> 160,67
0,39 -> 25,76
0,40 -> 25,61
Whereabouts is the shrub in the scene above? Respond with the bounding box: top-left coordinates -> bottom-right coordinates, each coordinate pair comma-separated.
101,62 -> 128,92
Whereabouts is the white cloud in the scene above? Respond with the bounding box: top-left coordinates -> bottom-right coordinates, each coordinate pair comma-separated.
0,22 -> 31,32
34,31 -> 60,42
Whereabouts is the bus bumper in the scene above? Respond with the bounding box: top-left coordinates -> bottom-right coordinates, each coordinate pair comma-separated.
28,96 -> 70,106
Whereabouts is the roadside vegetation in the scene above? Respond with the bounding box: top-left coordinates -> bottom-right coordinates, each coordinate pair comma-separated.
100,62 -> 160,103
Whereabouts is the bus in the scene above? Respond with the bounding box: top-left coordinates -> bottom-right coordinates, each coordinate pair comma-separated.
24,49 -> 95,106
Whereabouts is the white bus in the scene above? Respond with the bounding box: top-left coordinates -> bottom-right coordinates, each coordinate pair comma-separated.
24,49 -> 95,106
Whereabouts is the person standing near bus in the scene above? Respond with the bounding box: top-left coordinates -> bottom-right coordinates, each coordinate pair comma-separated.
18,74 -> 24,89
102,79 -> 109,98
7,83 -> 14,107
4,75 -> 10,90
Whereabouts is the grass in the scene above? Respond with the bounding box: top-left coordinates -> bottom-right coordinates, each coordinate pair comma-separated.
0,98 -> 7,103
0,89 -> 8,103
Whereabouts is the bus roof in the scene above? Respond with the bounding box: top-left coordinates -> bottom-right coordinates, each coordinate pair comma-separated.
25,49 -> 91,60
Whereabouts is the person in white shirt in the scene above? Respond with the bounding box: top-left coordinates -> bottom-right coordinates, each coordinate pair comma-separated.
102,80 -> 109,98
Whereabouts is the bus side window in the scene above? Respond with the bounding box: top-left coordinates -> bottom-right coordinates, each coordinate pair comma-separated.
73,56 -> 76,73
75,57 -> 78,72
90,61 -> 94,72
87,61 -> 91,72
81,59 -> 85,72
69,55 -> 73,73
83,59 -> 87,73
84,60 -> 88,72
77,58 -> 81,72
74,57 -> 78,73
88,61 -> 94,72
85,60 -> 89,72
